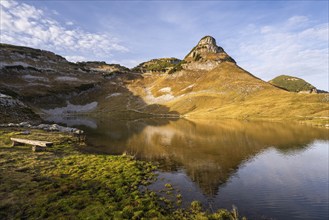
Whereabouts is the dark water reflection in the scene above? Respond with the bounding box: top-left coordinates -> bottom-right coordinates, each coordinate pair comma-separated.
45,116 -> 329,219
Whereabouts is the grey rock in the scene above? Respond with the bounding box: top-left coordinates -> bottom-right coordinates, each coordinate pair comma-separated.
19,122 -> 30,127
20,130 -> 31,135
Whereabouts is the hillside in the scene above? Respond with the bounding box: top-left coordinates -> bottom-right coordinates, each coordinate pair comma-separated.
0,37 -> 328,126
269,75 -> 317,93
128,36 -> 328,125
0,93 -> 41,123
0,43 -> 178,120
77,61 -> 131,76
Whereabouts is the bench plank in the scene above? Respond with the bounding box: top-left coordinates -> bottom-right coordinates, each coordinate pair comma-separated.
10,138 -> 53,147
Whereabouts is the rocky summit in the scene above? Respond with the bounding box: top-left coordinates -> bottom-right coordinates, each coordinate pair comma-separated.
0,36 -> 328,126
184,36 -> 235,63
170,36 -> 237,72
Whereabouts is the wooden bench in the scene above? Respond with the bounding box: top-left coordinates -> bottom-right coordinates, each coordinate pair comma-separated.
10,138 -> 53,152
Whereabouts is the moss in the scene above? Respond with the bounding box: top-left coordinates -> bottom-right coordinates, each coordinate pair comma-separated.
133,58 -> 181,73
0,128 -> 246,220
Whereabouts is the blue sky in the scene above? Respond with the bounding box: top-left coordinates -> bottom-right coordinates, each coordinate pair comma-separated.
1,0 -> 328,90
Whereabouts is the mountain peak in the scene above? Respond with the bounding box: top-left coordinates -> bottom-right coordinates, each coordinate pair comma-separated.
181,36 -> 235,71
196,36 -> 223,54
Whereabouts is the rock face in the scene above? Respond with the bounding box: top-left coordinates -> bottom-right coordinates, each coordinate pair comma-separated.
188,36 -> 223,55
0,43 -> 143,122
0,43 -> 103,99
184,36 -> 235,64
165,36 -> 237,72
0,121 -> 83,134
0,93 -> 41,123
0,43 -> 68,70
77,62 -> 131,76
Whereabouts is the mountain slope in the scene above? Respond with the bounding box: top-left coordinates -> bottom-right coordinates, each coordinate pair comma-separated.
0,93 -> 41,123
0,43 -> 179,120
128,36 -> 328,124
0,37 -> 328,125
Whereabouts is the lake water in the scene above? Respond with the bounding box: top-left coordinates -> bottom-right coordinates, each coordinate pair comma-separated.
45,116 -> 329,219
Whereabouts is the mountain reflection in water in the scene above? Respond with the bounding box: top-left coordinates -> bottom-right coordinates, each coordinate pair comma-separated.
45,116 -> 329,219
49,117 -> 328,197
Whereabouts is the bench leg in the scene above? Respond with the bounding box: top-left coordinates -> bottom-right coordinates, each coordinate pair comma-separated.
32,146 -> 44,152
12,141 -> 23,147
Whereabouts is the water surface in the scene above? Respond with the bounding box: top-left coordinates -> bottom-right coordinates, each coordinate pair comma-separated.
46,116 -> 329,219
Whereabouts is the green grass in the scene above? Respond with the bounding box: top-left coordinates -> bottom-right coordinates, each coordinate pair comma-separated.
133,58 -> 181,73
269,75 -> 315,92
168,60 -> 187,74
0,128 -> 245,220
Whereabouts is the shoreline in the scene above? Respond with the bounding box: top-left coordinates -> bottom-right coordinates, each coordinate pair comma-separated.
0,127 -> 245,219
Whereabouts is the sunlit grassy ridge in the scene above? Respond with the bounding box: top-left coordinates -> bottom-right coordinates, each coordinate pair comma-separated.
128,62 -> 329,125
269,75 -> 316,92
0,129 -> 245,219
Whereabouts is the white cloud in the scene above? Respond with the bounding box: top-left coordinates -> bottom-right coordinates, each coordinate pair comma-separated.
111,59 -> 144,68
235,16 -> 329,90
64,55 -> 88,63
286,15 -> 309,28
0,0 -> 17,8
0,0 -> 128,60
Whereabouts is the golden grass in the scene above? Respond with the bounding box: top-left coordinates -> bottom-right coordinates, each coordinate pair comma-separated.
128,62 -> 329,126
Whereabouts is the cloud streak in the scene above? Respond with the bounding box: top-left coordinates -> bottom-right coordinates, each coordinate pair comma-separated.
0,0 -> 128,61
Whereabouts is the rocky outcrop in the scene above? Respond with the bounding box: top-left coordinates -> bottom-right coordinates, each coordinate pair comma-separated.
0,93 -> 41,123
186,36 -> 224,56
184,36 -> 235,63
77,61 -> 131,77
168,36 -> 236,73
0,121 -> 83,134
0,44 -> 136,120
0,44 -> 68,71
0,44 -> 103,98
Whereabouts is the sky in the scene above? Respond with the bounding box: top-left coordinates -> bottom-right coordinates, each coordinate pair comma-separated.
0,0 -> 328,90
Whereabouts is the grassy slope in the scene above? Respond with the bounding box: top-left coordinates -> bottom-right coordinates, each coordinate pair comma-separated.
269,75 -> 315,92
134,62 -> 329,125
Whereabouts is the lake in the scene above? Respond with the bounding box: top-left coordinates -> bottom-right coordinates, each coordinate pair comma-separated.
45,116 -> 329,219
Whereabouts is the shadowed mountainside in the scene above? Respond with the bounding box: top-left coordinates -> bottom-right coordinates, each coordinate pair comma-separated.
0,43 -> 179,123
